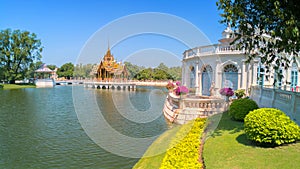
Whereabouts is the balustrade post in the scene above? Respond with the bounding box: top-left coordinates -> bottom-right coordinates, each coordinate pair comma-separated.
271,88 -> 276,107
290,93 -> 296,120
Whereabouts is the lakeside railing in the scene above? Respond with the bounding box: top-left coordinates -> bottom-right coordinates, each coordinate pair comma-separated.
250,85 -> 300,125
163,92 -> 226,124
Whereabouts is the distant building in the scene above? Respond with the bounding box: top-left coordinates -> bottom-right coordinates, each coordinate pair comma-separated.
93,47 -> 128,81
182,25 -> 300,96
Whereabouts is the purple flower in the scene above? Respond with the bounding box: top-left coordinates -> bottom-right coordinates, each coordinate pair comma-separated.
174,85 -> 189,95
219,87 -> 234,96
175,81 -> 181,86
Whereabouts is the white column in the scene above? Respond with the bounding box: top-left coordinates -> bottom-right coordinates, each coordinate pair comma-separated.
199,71 -> 202,96
185,63 -> 190,87
252,60 -> 258,86
215,60 -> 222,94
195,61 -> 200,95
242,60 -> 247,89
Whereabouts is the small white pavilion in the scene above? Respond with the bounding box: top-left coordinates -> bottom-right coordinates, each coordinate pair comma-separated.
34,64 -> 56,87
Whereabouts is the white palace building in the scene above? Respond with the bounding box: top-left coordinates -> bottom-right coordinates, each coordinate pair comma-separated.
181,26 -> 300,96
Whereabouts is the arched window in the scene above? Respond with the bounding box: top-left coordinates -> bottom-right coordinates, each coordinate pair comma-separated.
257,64 -> 265,86
203,65 -> 213,73
224,64 -> 238,72
291,62 -> 298,90
222,64 -> 238,90
202,65 -> 213,96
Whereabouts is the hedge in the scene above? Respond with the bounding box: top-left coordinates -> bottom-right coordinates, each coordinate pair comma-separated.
159,118 -> 206,169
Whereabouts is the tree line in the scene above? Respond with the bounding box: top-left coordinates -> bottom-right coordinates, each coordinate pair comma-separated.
51,62 -> 182,81
0,28 -> 181,82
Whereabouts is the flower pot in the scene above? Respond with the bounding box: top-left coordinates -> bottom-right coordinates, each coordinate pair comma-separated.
180,93 -> 187,99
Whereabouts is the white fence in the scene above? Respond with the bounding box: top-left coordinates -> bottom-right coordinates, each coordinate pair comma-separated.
250,86 -> 300,125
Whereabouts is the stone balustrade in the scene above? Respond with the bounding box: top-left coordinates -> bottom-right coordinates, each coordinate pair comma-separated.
250,85 -> 300,125
163,92 -> 226,124
184,44 -> 244,59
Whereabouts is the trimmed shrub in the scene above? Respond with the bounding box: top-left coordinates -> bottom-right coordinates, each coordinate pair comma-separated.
229,98 -> 258,121
159,118 -> 206,169
244,108 -> 300,146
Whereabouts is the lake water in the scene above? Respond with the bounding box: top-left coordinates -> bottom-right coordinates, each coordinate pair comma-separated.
0,86 -> 169,168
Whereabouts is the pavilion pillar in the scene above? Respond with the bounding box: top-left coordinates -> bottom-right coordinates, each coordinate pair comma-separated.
215,60 -> 222,93
198,70 -> 202,96
252,60 -> 259,86
195,61 -> 200,95
241,60 -> 247,89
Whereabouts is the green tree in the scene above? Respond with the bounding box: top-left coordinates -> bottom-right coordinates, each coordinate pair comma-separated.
73,63 -> 95,79
0,29 -> 43,83
57,62 -> 74,79
135,68 -> 153,81
153,68 -> 172,80
168,66 -> 182,80
26,61 -> 43,79
124,61 -> 144,79
217,0 -> 300,71
47,64 -> 57,71
157,62 -> 168,72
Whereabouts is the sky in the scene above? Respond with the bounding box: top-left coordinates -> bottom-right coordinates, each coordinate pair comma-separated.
0,0 -> 225,67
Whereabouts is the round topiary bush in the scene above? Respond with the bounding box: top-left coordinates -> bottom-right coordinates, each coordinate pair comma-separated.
228,98 -> 258,121
244,108 -> 300,146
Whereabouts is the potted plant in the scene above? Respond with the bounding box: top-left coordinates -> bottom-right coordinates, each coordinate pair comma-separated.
174,85 -> 189,98
219,87 -> 234,101
166,81 -> 175,92
234,89 -> 245,99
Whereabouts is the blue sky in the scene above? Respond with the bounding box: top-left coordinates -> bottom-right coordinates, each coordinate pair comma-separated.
0,0 -> 225,67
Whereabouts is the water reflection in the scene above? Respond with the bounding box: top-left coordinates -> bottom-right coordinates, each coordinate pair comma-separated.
1,86 -> 168,168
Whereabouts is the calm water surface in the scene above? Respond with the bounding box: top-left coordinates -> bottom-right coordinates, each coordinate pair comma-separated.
0,86 -> 169,168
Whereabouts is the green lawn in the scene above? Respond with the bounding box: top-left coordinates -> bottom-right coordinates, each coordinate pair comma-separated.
133,125 -> 181,169
1,84 -> 35,89
203,112 -> 300,169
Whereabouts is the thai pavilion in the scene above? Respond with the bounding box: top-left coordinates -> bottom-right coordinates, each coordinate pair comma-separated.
94,47 -> 128,81
182,25 -> 300,96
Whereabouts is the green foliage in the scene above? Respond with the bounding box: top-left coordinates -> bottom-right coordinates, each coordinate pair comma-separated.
135,68 -> 153,81
153,68 -> 172,80
124,62 -> 181,80
26,61 -> 43,78
124,61 -> 144,79
159,118 -> 206,169
0,84 -> 3,89
0,29 -> 43,83
217,0 -> 300,79
47,64 -> 57,70
244,108 -> 300,146
234,89 -> 245,99
73,63 -> 95,79
134,68 -> 173,81
229,98 -> 258,121
57,62 -> 74,79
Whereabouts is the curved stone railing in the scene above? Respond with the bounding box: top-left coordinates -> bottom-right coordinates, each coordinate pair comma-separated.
163,93 -> 226,124
250,85 -> 300,125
